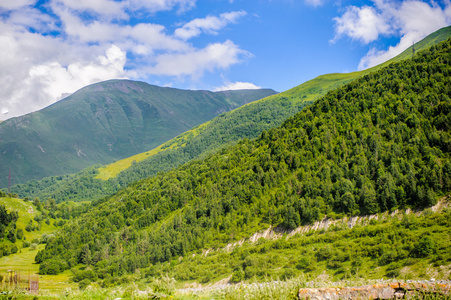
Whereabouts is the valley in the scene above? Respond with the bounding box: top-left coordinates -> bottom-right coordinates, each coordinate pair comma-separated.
8,26 -> 451,205
0,27 -> 450,300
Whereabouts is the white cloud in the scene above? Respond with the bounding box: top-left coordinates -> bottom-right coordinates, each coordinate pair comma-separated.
28,45 -> 127,102
52,0 -> 197,19
149,40 -> 250,77
332,5 -> 391,44
0,0 -> 250,120
0,34 -> 127,120
304,0 -> 325,7
174,11 -> 247,40
333,0 -> 451,70
214,81 -> 261,91
129,0 -> 197,13
0,0 -> 36,10
52,0 -> 125,19
7,7 -> 57,32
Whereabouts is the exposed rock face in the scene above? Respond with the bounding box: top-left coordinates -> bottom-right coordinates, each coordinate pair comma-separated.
298,281 -> 451,300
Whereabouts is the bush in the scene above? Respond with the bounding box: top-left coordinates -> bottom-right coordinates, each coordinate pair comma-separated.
25,222 -> 34,232
78,278 -> 91,290
7,230 -> 16,243
40,233 -> 55,244
296,256 -> 312,270
16,228 -> 24,240
230,269 -> 245,283
151,275 -> 176,295
74,268 -> 98,282
414,236 -> 435,258
281,268 -> 296,280
39,259 -> 68,275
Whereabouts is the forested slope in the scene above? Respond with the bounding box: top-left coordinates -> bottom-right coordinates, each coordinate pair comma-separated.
11,26 -> 451,204
36,39 -> 451,282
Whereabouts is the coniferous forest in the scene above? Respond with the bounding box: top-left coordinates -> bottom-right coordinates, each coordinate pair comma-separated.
34,38 -> 451,285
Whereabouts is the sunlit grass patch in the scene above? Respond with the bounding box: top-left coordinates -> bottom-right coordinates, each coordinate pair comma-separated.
95,121 -> 211,180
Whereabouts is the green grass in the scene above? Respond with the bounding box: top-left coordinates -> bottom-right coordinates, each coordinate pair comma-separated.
143,206 -> 451,287
0,197 -> 75,292
0,245 -> 76,293
96,121 -> 212,180
0,197 -> 57,242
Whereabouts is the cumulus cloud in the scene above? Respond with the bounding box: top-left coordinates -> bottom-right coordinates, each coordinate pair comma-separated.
7,7 -> 57,32
0,0 -> 249,120
0,36 -> 127,120
332,5 -> 391,44
174,11 -> 247,40
149,40 -> 250,77
214,81 -> 261,91
333,0 -> 451,70
28,45 -> 127,102
52,0 -> 125,19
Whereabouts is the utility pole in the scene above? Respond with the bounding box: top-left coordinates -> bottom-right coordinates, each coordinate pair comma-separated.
8,167 -> 11,195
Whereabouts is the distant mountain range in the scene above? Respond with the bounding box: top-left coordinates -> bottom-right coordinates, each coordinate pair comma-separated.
0,81 -> 276,187
9,26 -> 451,203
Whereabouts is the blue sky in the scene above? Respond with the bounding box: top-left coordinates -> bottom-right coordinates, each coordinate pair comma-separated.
1,0 -> 450,120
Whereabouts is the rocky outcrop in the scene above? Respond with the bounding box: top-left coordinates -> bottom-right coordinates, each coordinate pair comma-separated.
298,281 -> 451,300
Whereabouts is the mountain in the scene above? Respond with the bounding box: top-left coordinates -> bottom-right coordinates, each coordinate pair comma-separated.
35,37 -> 451,284
10,26 -> 451,203
0,81 -> 276,187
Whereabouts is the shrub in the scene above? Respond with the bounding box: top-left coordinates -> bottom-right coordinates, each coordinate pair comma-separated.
16,228 -> 24,240
39,259 -> 68,275
78,278 -> 91,290
296,256 -> 312,270
230,269 -> 245,283
25,222 -> 34,232
151,275 -> 175,295
11,245 -> 18,254
414,236 -> 435,258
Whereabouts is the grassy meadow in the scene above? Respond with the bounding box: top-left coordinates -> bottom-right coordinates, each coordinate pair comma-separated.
0,197 -> 76,293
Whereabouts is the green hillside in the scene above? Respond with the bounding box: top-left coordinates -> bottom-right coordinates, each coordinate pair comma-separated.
35,37 -> 451,287
0,195 -> 80,291
10,26 -> 451,204
145,205 -> 451,285
0,81 -> 276,187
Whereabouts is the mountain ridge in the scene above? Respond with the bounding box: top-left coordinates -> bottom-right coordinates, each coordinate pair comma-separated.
9,26 -> 451,203
0,81 -> 276,187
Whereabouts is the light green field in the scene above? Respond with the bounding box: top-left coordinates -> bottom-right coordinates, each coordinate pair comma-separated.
96,121 -> 211,180
0,197 -> 57,242
0,244 -> 76,292
0,197 -> 75,292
